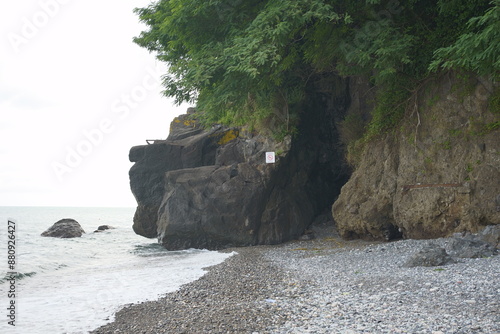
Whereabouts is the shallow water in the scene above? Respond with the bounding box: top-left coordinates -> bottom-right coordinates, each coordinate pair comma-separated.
0,207 -> 232,334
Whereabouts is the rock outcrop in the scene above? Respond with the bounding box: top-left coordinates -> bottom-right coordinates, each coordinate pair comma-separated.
477,224 -> 500,248
130,73 -> 497,248
94,225 -> 114,233
403,225 -> 499,268
333,74 -> 500,240
130,84 -> 351,249
446,237 -> 496,258
41,219 -> 85,238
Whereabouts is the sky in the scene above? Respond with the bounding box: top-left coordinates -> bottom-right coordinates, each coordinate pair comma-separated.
0,0 -> 190,207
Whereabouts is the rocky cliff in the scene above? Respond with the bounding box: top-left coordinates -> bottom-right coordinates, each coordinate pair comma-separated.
333,74 -> 500,240
129,80 -> 351,249
130,73 -> 499,249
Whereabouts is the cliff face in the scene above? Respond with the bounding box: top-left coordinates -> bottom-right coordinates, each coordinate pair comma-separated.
129,81 -> 351,249
130,73 -> 498,249
333,74 -> 500,240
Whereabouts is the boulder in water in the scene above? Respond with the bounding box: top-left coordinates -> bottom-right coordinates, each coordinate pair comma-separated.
41,219 -> 85,238
94,225 -> 115,233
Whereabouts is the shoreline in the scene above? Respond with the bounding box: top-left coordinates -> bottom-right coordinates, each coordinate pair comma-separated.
91,228 -> 500,334
91,243 -> 298,333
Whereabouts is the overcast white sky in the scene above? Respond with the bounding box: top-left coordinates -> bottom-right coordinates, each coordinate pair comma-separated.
0,0 -> 190,207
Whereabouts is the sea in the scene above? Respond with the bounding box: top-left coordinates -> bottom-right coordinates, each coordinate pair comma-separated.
0,206 -> 234,334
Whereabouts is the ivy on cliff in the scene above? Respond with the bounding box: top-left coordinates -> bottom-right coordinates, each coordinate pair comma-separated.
134,0 -> 498,134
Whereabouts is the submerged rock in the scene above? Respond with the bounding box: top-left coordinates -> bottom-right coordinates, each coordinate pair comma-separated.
41,219 -> 85,238
94,225 -> 115,233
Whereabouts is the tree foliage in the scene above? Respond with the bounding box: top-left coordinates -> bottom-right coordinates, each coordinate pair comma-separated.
134,0 -> 497,132
430,0 -> 500,78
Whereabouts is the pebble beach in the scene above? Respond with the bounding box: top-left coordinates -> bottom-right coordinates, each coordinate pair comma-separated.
92,226 -> 500,334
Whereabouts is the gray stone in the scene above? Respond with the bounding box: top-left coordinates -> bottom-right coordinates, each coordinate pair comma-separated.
94,225 -> 115,233
41,219 -> 85,238
129,114 -> 224,238
97,225 -> 114,231
91,237 -> 500,334
403,246 -> 454,267
478,225 -> 500,249
446,237 -> 496,258
298,230 -> 315,241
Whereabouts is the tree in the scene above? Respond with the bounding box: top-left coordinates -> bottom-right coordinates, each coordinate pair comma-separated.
430,0 -> 500,79
134,0 -> 346,130
134,0 -> 495,134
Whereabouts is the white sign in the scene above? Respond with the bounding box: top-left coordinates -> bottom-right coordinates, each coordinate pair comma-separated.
265,152 -> 275,164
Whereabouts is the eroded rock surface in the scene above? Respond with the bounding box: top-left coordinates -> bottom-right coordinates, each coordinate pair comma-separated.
130,84 -> 350,249
333,75 -> 500,240
41,219 -> 85,238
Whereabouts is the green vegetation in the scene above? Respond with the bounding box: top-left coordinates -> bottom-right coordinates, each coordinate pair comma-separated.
426,94 -> 441,109
465,163 -> 474,173
490,87 -> 500,114
468,116 -> 500,136
440,140 -> 452,150
133,0 -> 499,136
449,129 -> 463,137
482,121 -> 500,133
429,1 -> 500,78
338,113 -> 366,145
